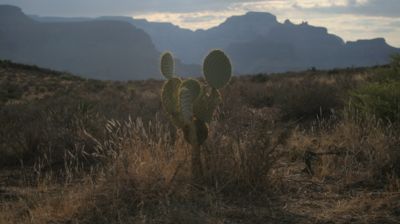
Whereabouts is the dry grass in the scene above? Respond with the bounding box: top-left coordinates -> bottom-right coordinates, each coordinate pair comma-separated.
287,113 -> 400,189
1,62 -> 399,223
0,115 -> 284,223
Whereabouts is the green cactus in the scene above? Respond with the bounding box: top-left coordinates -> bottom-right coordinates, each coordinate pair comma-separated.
203,49 -> 232,89
161,77 -> 184,128
160,50 -> 232,183
160,52 -> 175,79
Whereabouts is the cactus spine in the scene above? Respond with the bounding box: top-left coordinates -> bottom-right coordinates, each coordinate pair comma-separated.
160,50 -> 232,182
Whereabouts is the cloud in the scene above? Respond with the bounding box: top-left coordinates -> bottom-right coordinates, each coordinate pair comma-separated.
294,0 -> 400,17
2,0 -> 399,18
0,0 -> 251,15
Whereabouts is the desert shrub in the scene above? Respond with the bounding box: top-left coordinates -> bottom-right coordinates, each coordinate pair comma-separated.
0,70 -> 167,169
0,96 -> 106,170
350,81 -> 400,123
370,54 -> 400,82
392,54 -> 400,71
290,114 -> 400,187
0,103 -> 43,165
350,55 -> 400,123
60,73 -> 83,81
239,81 -> 274,108
273,78 -> 342,120
250,73 -> 270,83
84,95 -> 285,196
334,72 -> 361,90
0,81 -> 23,103
84,79 -> 107,92
0,85 -> 164,171
18,117 -> 240,224
201,106 -> 287,194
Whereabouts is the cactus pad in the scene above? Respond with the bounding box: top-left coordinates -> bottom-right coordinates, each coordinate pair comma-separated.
161,52 -> 175,79
181,79 -> 201,101
179,87 -> 194,123
194,88 -> 221,122
203,50 -> 232,89
179,79 -> 201,123
161,77 -> 184,127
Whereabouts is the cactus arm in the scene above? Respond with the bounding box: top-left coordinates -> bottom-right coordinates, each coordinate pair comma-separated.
161,52 -> 175,79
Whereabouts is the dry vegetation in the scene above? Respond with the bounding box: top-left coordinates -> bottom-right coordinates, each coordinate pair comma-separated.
0,60 -> 399,223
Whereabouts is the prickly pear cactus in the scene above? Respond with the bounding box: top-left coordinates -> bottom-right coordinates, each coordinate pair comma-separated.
203,49 -> 232,89
160,50 -> 232,182
160,52 -> 175,79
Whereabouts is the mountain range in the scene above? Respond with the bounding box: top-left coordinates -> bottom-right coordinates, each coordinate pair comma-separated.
102,13 -> 400,74
0,5 -> 197,80
1,5 -> 399,79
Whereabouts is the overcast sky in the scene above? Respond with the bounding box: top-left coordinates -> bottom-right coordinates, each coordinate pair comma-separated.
1,0 -> 399,47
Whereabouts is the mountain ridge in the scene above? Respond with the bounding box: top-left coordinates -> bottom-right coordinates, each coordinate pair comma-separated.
1,5 -> 399,79
0,5 -> 199,80
91,11 -> 400,73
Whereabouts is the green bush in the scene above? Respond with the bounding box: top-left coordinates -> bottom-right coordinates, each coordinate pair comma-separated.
391,54 -> 400,72
350,54 -> 400,123
367,54 -> 399,83
350,81 -> 400,123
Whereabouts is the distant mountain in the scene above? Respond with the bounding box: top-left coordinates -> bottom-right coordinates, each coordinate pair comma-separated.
94,12 -> 400,74
5,5 -> 400,77
0,5 -> 198,80
97,12 -> 281,64
97,16 -> 201,64
225,20 -> 399,73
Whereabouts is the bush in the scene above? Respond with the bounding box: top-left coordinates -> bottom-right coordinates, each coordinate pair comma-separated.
390,54 -> 400,72
365,54 -> 399,83
0,96 -> 107,169
239,82 -> 274,108
350,81 -> 400,123
350,55 -> 400,123
0,81 -> 24,103
273,79 -> 342,120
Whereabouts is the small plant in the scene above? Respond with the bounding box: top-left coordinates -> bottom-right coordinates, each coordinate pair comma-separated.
160,50 -> 232,182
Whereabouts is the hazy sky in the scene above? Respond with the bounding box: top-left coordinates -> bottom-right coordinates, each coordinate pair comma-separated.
1,0 -> 399,47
